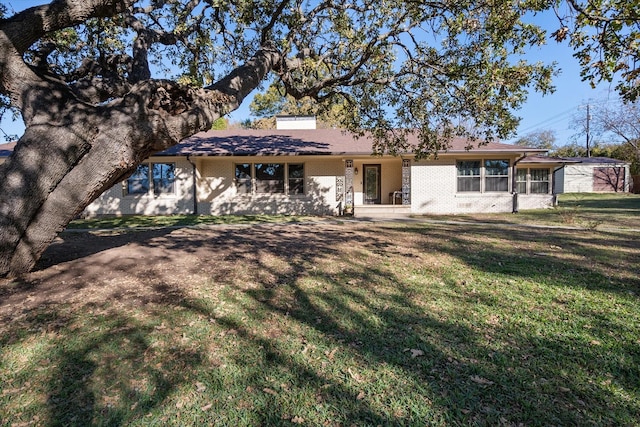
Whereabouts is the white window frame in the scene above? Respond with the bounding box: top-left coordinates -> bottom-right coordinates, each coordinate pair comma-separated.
457,159 -> 510,193
515,168 -> 551,194
484,159 -> 510,192
456,160 -> 481,192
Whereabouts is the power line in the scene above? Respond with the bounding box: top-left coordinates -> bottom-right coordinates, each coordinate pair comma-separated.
516,97 -> 621,137
517,106 -> 576,135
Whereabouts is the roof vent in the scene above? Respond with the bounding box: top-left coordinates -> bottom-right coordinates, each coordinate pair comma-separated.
276,115 -> 316,130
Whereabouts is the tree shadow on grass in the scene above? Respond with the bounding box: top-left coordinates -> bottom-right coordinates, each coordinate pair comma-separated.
236,242 -> 640,425
36,228 -> 175,270
0,293 -> 198,426
392,224 -> 640,293
1,222 -> 639,425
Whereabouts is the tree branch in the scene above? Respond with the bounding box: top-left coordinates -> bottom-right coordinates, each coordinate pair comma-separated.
0,0 -> 135,112
260,0 -> 290,45
1,0 -> 135,54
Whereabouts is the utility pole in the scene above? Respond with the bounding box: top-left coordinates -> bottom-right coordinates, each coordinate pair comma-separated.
586,103 -> 591,158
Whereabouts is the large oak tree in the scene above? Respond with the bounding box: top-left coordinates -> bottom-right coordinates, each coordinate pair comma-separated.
0,0 -> 637,277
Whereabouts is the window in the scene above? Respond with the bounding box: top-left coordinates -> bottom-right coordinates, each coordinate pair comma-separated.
236,163 -> 304,195
516,168 -> 551,194
125,163 -> 175,196
457,159 -> 511,193
516,169 -> 527,194
152,163 -> 175,195
288,164 -> 304,195
255,163 -> 285,193
530,169 -> 550,194
457,161 -> 481,192
235,163 -> 252,194
484,159 -> 509,192
127,164 -> 149,194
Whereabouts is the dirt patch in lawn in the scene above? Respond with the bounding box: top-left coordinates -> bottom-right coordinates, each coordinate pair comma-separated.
0,222 -> 366,321
1,219 -> 637,324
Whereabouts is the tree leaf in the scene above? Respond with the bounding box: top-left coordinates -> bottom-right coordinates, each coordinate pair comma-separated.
263,387 -> 278,396
470,375 -> 494,385
404,348 -> 424,358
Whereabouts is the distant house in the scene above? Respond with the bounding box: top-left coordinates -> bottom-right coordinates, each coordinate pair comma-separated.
553,157 -> 631,193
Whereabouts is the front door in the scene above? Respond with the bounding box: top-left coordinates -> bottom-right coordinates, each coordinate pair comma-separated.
363,164 -> 381,204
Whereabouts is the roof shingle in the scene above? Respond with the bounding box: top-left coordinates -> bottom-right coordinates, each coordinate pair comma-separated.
158,129 -> 545,157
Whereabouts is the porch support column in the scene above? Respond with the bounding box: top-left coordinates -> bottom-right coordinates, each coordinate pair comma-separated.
402,159 -> 411,205
345,160 -> 354,208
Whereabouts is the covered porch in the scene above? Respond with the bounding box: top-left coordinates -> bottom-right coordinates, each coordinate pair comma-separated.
342,158 -> 412,217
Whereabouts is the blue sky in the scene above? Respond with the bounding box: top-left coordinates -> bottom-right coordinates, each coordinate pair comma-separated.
0,1 -> 619,147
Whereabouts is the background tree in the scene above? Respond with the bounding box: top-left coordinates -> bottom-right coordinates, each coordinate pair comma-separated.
0,0 -> 637,276
514,129 -> 557,150
568,99 -> 640,173
552,141 -> 638,175
591,101 -> 640,174
552,141 -> 607,158
245,81 -> 349,129
211,117 -> 229,130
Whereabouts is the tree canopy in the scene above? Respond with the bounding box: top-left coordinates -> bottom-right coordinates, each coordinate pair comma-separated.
1,0 -> 562,149
244,81 -> 350,129
514,129 -> 557,150
552,0 -> 640,102
0,0 -> 638,276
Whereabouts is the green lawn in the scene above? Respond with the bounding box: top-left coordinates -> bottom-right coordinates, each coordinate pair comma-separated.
1,194 -> 639,426
66,214 -> 320,230
423,192 -> 640,230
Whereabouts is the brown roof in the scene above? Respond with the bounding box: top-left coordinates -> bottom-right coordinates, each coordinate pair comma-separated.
558,156 -> 629,165
0,131 -> 547,158
0,141 -> 16,157
518,155 -> 629,165
158,128 -> 546,157
519,155 -> 581,164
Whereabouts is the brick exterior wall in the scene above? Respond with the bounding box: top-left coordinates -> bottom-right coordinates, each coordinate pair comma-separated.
410,159 -> 518,214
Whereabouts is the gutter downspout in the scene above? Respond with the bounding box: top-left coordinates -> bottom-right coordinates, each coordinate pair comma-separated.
511,154 -> 528,213
186,155 -> 198,215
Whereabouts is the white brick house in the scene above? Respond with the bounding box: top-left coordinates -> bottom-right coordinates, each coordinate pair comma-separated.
82,117 -> 563,217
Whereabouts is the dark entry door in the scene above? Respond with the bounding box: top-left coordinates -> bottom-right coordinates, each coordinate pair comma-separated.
363,164 -> 381,204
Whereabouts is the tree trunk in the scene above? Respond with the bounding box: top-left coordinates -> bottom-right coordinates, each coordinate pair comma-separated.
0,45 -> 280,277
0,108 -> 149,275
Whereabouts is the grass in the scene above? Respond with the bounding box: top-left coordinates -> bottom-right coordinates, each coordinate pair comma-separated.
67,193 -> 640,232
1,193 -> 639,425
422,192 -> 640,230
67,214 -> 319,230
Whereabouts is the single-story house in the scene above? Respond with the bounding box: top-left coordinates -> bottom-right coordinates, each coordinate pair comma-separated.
4,118 -> 599,217
552,157 -> 631,193
82,116 -> 567,217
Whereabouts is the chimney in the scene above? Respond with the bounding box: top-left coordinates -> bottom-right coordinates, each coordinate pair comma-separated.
275,115 -> 316,130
